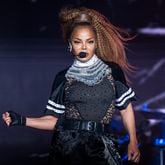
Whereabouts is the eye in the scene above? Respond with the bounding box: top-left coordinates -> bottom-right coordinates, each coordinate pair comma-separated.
73,41 -> 81,44
88,40 -> 94,44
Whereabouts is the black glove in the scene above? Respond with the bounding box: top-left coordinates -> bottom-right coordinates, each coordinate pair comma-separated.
8,111 -> 26,126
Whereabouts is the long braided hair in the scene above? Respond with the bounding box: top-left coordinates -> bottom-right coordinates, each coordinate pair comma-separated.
59,6 -> 133,75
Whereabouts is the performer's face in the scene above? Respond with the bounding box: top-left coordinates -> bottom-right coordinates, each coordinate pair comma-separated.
70,25 -> 97,62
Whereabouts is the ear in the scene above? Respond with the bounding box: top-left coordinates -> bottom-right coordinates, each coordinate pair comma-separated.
68,42 -> 72,52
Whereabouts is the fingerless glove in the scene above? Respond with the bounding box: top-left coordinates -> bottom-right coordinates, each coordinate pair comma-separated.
8,111 -> 26,126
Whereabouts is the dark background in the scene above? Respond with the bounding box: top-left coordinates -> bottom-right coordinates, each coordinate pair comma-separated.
0,0 -> 165,165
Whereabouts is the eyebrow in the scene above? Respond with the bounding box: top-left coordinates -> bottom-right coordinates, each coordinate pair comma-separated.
73,38 -> 95,40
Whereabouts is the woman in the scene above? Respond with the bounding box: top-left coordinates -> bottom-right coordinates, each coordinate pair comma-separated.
2,6 -> 140,165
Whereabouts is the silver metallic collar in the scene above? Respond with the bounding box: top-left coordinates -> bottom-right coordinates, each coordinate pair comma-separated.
65,55 -> 111,86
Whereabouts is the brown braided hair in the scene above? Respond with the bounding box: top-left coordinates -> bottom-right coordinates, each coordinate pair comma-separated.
59,6 -> 134,75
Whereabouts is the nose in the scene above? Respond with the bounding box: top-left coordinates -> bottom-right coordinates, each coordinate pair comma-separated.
82,43 -> 86,50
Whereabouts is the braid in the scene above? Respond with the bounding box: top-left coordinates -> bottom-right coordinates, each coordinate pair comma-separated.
59,7 -> 80,23
59,7 -> 81,41
86,8 -> 132,73
59,6 -> 133,74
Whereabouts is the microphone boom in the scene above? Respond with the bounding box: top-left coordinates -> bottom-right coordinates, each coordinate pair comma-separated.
78,52 -> 86,58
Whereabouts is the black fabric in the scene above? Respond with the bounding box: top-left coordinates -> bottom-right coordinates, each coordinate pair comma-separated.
64,76 -> 115,122
49,130 -> 122,165
50,69 -> 68,93
44,69 -> 68,118
45,62 -> 135,117
104,62 -> 127,85
105,61 -> 136,110
115,81 -> 136,110
45,61 -> 136,165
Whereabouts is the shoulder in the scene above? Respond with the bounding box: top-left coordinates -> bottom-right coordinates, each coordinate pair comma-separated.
55,68 -> 68,79
104,61 -> 127,84
52,67 -> 69,88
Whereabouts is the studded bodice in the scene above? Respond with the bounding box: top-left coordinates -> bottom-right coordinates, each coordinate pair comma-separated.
64,74 -> 116,124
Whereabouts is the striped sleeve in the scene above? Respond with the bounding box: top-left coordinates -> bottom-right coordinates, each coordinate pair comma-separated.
115,81 -> 136,110
108,62 -> 136,110
46,99 -> 65,116
45,70 -> 67,118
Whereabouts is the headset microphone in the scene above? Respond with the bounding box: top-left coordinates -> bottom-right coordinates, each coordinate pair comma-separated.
78,52 -> 87,58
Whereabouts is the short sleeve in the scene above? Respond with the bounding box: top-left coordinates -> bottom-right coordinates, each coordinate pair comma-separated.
109,62 -> 136,110
45,69 -> 67,118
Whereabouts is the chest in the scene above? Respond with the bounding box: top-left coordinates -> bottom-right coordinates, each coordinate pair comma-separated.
64,75 -> 116,123
65,75 -> 115,105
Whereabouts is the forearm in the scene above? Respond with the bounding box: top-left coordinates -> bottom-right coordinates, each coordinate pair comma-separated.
120,103 -> 138,144
26,115 -> 58,131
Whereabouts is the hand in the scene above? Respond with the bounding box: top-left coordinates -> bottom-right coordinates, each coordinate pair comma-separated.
2,111 -> 26,126
128,141 -> 140,163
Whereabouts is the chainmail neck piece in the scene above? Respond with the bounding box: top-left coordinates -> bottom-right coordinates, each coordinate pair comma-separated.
65,54 -> 111,86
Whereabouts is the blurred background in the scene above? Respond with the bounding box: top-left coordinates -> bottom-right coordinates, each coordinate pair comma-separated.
0,0 -> 165,165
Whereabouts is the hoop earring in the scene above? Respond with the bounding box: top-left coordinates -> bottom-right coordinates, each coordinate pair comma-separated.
68,43 -> 72,52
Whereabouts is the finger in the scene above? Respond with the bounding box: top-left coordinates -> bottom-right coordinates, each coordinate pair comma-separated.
128,149 -> 136,161
3,117 -> 11,126
131,152 -> 138,161
134,155 -> 140,164
2,115 -> 7,121
2,114 -> 6,120
3,115 -> 11,121
2,112 -> 10,118
2,113 -> 6,119
5,112 -> 10,117
6,120 -> 11,126
7,118 -> 12,126
131,152 -> 140,162
128,151 -> 132,160
6,118 -> 11,123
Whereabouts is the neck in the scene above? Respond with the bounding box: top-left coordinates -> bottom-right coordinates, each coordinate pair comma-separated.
74,54 -> 98,67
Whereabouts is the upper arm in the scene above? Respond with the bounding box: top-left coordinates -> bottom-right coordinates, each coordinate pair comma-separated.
108,62 -> 136,111
44,69 -> 68,118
